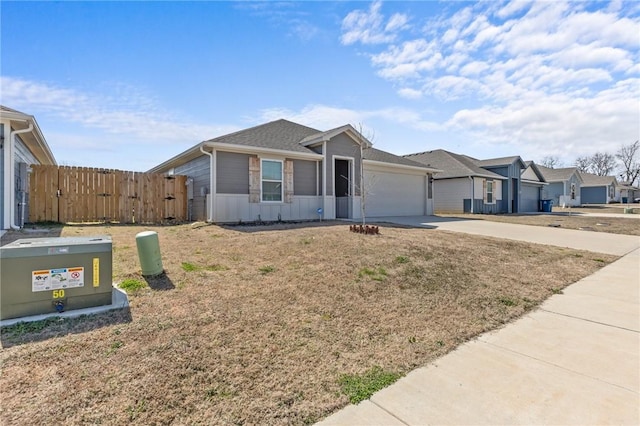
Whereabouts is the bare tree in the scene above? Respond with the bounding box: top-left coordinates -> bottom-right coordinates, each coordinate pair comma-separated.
539,155 -> 563,168
590,152 -> 616,176
575,152 -> 617,176
352,123 -> 374,226
616,140 -> 640,185
574,156 -> 591,173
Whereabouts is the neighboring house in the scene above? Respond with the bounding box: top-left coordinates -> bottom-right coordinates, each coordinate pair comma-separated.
521,161 -> 548,212
536,165 -> 583,207
148,119 -> 440,223
619,182 -> 640,204
0,106 -> 57,230
579,172 -> 619,204
404,149 -> 530,213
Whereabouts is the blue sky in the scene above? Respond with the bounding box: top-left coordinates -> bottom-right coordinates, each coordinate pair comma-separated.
1,1 -> 639,171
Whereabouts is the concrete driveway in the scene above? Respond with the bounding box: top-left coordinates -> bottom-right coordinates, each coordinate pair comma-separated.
318,217 -> 640,425
370,216 -> 640,256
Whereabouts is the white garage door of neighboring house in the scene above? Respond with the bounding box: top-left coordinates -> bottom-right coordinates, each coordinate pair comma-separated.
364,169 -> 426,217
521,183 -> 540,212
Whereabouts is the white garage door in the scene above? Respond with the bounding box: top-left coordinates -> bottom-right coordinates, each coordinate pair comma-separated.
364,170 -> 426,217
521,183 -> 541,212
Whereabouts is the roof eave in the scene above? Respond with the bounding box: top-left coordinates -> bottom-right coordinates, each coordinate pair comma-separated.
364,159 -> 441,174
1,111 -> 57,165
207,142 -> 323,160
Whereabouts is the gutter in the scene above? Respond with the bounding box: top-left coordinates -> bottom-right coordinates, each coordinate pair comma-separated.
469,176 -> 474,213
363,159 -> 442,174
9,122 -> 34,229
199,145 -> 215,222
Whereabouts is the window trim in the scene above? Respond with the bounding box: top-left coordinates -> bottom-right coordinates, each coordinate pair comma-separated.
260,158 -> 283,203
486,180 -> 495,204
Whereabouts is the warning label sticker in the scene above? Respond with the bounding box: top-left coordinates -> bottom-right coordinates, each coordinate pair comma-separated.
32,267 -> 85,292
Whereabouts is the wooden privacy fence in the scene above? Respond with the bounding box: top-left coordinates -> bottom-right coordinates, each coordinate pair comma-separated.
29,165 -> 187,224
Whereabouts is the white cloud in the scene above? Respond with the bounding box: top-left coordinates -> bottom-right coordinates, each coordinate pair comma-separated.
0,76 -> 238,144
397,88 -> 422,99
341,0 -> 408,45
257,104 -> 441,136
496,0 -> 533,19
446,78 -> 640,159
385,13 -> 410,32
339,1 -> 640,162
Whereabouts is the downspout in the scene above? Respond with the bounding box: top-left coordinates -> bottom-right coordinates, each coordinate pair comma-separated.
200,145 -> 214,222
322,141 -> 327,218
468,176 -> 474,213
9,122 -> 34,230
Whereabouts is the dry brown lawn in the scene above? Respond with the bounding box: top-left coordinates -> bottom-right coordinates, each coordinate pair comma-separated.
0,222 -> 617,425
441,213 -> 640,236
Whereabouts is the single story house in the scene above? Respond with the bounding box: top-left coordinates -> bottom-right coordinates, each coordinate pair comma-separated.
521,161 -> 548,212
536,165 -> 583,207
1,106 -> 57,230
403,150 -> 531,213
578,172 -> 619,204
148,119 -> 440,223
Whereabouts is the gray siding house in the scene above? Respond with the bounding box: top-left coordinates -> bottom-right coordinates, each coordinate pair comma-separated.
404,150 -> 530,213
537,166 -> 583,207
579,173 -> 619,204
148,120 -> 440,223
0,106 -> 57,230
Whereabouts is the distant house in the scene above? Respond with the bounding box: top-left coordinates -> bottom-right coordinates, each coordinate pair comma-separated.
521,161 -> 548,212
619,181 -> 640,204
579,173 -> 619,204
404,149 -> 530,213
536,165 -> 583,207
1,106 -> 57,231
148,119 -> 440,223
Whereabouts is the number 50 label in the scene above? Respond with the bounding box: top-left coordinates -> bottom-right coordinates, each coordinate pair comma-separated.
53,289 -> 65,299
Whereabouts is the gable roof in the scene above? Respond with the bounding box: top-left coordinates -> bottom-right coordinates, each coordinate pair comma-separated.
474,155 -> 526,169
365,147 -> 439,170
299,124 -> 373,148
521,161 -> 547,183
204,119 -> 321,154
536,165 -> 583,183
148,119 -> 436,174
404,149 -> 506,180
579,172 -> 617,187
0,105 -> 57,165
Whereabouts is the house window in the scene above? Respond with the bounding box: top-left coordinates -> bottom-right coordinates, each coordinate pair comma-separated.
486,180 -> 494,204
261,159 -> 283,202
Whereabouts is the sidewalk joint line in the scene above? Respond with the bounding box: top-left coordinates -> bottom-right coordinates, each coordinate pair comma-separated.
369,400 -> 410,425
478,340 -> 639,394
539,309 -> 640,333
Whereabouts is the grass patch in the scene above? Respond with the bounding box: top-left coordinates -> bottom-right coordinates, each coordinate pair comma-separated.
358,266 -> 388,281
181,262 -> 198,272
1,317 -> 62,338
106,340 -> 124,356
498,296 -> 518,307
394,255 -> 410,264
118,278 -> 147,293
259,265 -> 276,274
181,262 -> 228,272
338,366 -> 402,404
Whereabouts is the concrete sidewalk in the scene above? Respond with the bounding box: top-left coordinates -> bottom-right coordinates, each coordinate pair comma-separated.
318,219 -> 640,425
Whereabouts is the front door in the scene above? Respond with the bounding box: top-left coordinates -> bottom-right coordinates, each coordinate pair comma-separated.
335,159 -> 351,218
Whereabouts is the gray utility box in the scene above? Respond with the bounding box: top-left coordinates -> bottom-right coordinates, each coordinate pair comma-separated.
0,236 -> 113,320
